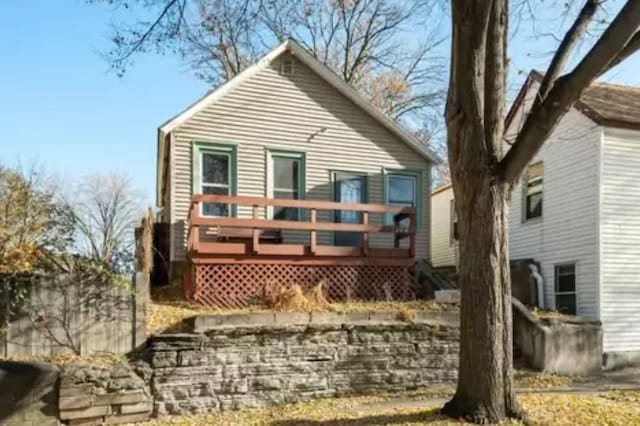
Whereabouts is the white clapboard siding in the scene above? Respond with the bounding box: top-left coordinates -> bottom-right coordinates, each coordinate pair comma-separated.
506,81 -> 601,319
600,128 -> 640,352
431,186 -> 457,267
168,52 -> 432,261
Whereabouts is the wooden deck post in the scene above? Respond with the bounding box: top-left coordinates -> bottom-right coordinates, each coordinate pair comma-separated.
252,204 -> 260,254
393,214 -> 400,249
362,211 -> 369,255
310,208 -> 317,254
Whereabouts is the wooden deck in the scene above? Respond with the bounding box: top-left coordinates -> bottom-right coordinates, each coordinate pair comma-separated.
185,194 -> 418,307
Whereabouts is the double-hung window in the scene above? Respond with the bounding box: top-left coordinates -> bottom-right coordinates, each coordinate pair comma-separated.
555,263 -> 577,315
524,162 -> 543,220
385,170 -> 422,227
268,151 -> 305,220
193,142 -> 237,217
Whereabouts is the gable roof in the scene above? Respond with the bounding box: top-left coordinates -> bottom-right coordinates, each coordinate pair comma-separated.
506,70 -> 640,134
157,39 -> 440,204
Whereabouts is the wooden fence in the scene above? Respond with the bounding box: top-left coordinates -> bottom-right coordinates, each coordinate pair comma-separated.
0,272 -> 146,357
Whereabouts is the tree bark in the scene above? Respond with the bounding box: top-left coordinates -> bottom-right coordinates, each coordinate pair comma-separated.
441,0 -> 518,423
442,1 -> 640,423
441,178 -> 515,423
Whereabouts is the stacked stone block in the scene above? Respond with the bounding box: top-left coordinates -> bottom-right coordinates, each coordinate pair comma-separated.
58,363 -> 152,425
149,312 -> 459,416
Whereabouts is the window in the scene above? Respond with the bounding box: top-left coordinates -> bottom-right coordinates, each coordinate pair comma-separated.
524,162 -> 543,220
193,142 -> 237,217
280,57 -> 294,76
385,170 -> 422,227
555,264 -> 577,315
268,151 -> 305,220
450,199 -> 458,244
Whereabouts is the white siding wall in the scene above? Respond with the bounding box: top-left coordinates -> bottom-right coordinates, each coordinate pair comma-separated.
168,52 -> 432,261
431,187 -> 457,267
601,128 -> 640,352
507,84 -> 601,319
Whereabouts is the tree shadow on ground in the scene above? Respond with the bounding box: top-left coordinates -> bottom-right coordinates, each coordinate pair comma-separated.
269,407 -> 448,426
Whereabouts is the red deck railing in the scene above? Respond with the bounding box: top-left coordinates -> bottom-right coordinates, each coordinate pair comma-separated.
187,194 -> 416,263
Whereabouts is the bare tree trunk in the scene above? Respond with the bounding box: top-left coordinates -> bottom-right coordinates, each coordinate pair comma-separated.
440,0 -> 640,423
442,1 -> 517,422
442,174 -> 516,422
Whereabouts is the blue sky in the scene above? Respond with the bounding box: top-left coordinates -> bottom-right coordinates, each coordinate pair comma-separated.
0,0 -> 208,203
2,0 -> 640,205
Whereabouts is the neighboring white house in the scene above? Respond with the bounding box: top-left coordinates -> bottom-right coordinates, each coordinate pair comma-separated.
432,70 -> 640,357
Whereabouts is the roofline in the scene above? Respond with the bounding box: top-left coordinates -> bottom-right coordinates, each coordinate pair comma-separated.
156,129 -> 166,207
504,70 -> 543,132
156,39 -> 441,204
505,69 -> 640,135
431,183 -> 452,196
284,40 -> 440,164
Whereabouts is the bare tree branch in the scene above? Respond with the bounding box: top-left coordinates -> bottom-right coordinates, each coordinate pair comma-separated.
69,173 -> 144,273
499,0 -> 640,185
534,0 -> 602,107
602,29 -> 640,74
96,0 -> 446,128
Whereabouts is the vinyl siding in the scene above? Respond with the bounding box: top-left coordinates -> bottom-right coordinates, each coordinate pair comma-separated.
168,52 -> 432,261
507,82 -> 601,319
600,128 -> 640,352
431,187 -> 457,267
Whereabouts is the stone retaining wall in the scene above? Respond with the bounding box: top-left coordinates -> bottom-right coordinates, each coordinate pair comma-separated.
58,363 -> 152,425
149,312 -> 459,416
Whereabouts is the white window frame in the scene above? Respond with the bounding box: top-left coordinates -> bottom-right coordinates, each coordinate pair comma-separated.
523,162 -> 544,221
554,263 -> 577,315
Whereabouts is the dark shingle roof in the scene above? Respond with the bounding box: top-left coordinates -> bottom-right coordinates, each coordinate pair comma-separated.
579,82 -> 640,129
506,71 -> 640,131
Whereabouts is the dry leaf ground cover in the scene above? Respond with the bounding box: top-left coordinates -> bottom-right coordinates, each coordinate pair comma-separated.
147,283 -> 456,335
128,390 -> 640,426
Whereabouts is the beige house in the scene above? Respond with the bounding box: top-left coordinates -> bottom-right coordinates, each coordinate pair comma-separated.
156,39 -> 438,284
430,184 -> 457,268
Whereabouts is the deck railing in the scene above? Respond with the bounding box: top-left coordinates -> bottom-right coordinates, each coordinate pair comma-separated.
187,194 -> 416,260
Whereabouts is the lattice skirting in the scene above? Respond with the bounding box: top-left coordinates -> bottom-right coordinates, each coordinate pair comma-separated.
186,263 -> 416,308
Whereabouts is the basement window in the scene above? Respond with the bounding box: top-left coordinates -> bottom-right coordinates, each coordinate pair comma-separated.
555,263 -> 577,315
524,162 -> 543,220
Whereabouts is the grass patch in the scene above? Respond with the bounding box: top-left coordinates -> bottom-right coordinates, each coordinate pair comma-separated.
127,390 -> 640,425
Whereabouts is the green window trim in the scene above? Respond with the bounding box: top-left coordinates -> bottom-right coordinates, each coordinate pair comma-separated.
383,168 -> 423,229
266,149 -> 306,220
192,141 -> 238,217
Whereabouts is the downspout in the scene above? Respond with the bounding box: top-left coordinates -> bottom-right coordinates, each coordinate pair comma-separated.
528,263 -> 544,309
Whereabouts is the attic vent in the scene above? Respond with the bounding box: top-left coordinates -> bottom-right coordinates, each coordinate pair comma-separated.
280,57 -> 295,76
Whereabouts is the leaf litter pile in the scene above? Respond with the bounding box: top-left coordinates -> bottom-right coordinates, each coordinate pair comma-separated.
147,281 -> 455,336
